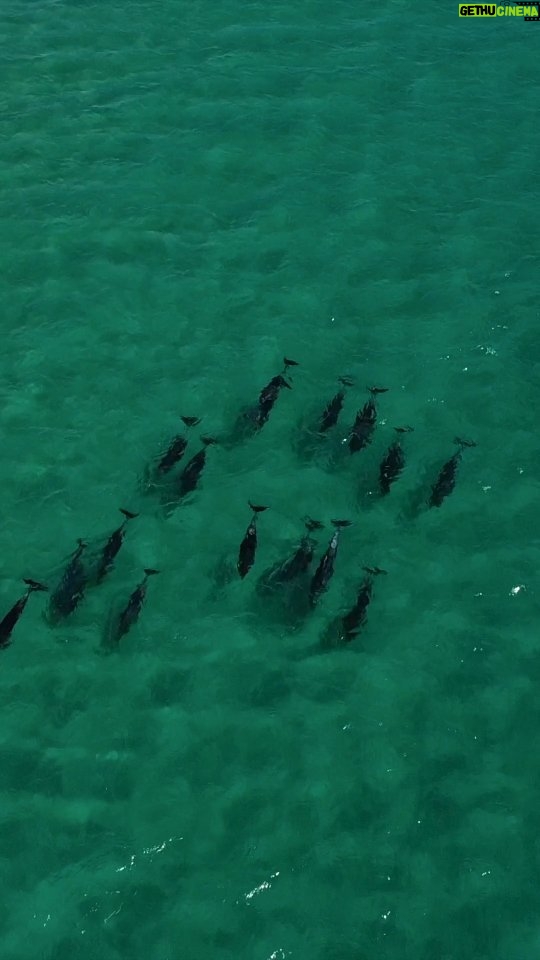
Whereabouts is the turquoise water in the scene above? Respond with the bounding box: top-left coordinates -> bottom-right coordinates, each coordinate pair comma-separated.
1,1 -> 539,957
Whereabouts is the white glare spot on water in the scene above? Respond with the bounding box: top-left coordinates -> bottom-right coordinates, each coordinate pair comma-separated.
115,837 -> 181,873
510,585 -> 526,596
474,592 -> 483,597
243,872 -> 280,903
330,316 -> 335,324
494,290 -> 500,295
268,950 -> 289,960
504,271 -> 511,278
481,870 -> 491,877
381,910 -> 391,920
482,485 -> 491,492
462,367 -> 468,372
143,840 -> 168,855
476,345 -> 497,355
247,881 -> 270,899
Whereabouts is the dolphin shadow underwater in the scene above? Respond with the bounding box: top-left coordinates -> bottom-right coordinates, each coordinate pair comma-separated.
206,551 -> 311,625
253,518 -> 327,627
250,518 -> 353,627
267,518 -> 354,651
252,566 -> 313,629
291,417 -> 351,473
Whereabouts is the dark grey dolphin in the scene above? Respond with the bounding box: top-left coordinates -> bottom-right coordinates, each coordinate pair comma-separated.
429,437 -> 477,508
318,377 -> 354,433
233,358 -> 299,440
48,539 -> 88,620
177,436 -> 217,497
237,503 -> 268,579
262,518 -> 324,588
379,426 -> 414,495
349,387 -> 388,454
309,520 -> 352,607
111,568 -> 159,644
156,416 -> 201,475
336,567 -> 387,643
95,508 -> 138,584
0,579 -> 47,649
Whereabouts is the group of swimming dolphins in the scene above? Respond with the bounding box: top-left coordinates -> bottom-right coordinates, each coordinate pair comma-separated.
0,357 -> 476,653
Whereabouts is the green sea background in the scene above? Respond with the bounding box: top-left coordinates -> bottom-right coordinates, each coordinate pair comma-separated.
1,1 -> 539,958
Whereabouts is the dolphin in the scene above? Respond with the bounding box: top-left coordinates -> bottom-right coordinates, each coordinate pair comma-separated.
349,387 -> 388,454
176,436 -> 217,497
233,358 -> 299,440
429,438 -> 477,508
309,520 -> 352,606
48,539 -> 88,620
237,503 -> 268,579
94,509 -> 138,584
318,377 -> 354,433
0,579 -> 47,649
111,568 -> 160,643
335,566 -> 387,643
379,426 -> 414,495
155,416 -> 201,475
263,518 -> 324,587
